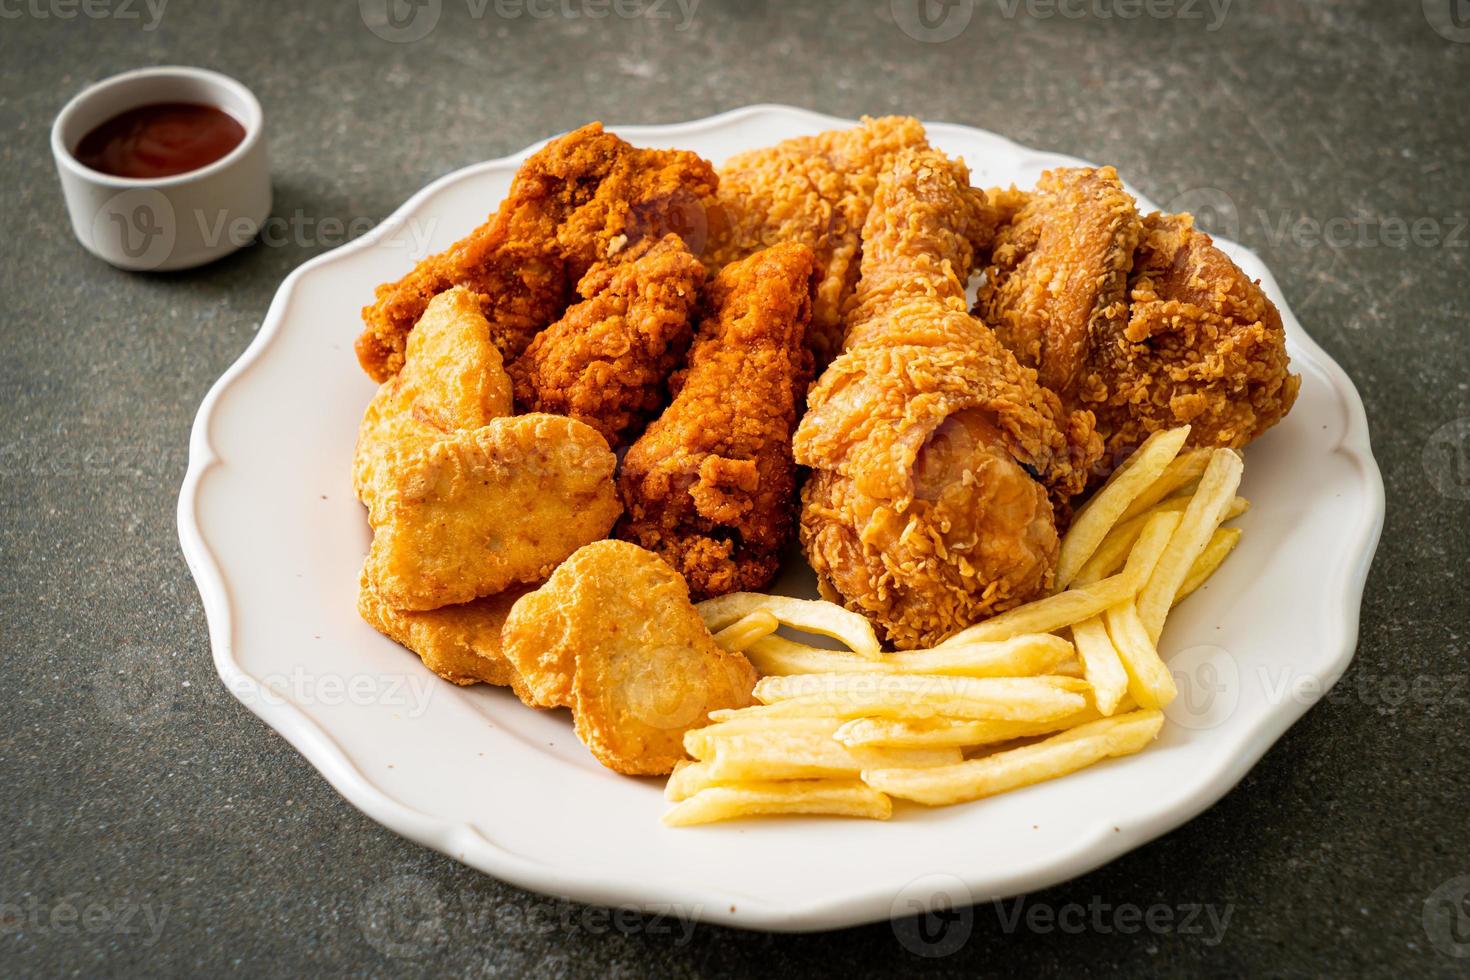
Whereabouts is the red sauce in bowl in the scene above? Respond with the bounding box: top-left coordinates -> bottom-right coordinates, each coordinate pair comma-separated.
74,102 -> 246,179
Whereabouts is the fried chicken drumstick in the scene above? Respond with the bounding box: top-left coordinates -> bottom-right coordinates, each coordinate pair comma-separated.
356,122 -> 718,381
979,166 -> 1300,475
617,242 -> 818,600
794,147 -> 1102,650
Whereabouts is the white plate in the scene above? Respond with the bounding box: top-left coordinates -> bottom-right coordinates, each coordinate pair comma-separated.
178,105 -> 1384,932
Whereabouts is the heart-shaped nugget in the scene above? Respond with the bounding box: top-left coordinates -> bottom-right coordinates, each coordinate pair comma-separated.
501,540 -> 758,775
365,414 -> 620,611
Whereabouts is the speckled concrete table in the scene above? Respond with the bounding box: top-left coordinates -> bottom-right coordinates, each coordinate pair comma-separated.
2,1 -> 1466,976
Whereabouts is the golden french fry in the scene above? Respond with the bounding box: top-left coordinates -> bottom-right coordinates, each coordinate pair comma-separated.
662,780 -> 893,826
712,610 -> 780,652
1057,427 -> 1191,588
750,674 -> 1089,722
1104,600 -> 1177,709
702,730 -> 962,781
666,760 -> 722,801
1174,527 -> 1244,606
1137,449 -> 1245,642
1071,617 -> 1129,715
1117,448 -> 1212,523
1073,496 -> 1248,586
937,571 -> 1140,647
684,716 -> 841,760
861,709 -> 1165,805
744,632 -> 1074,678
832,696 -> 1135,750
696,592 -> 881,660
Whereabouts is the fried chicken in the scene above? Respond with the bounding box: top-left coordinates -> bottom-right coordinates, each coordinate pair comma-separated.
353,286 -> 514,518
358,572 -> 534,696
794,147 -> 1103,650
704,116 -> 933,365
978,167 -> 1299,476
356,122 -> 719,381
616,242 -> 817,600
364,414 -> 620,611
500,540 -> 757,775
507,234 -> 705,448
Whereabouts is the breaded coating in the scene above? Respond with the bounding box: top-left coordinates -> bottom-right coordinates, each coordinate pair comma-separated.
704,116 -> 933,364
364,414 -> 620,610
794,147 -> 1103,649
353,287 -> 514,517
978,166 -> 1144,395
357,572 -> 534,697
508,234 -> 705,448
616,242 -> 817,600
976,168 -> 1299,475
1082,212 -> 1301,463
356,122 -> 719,381
500,540 -> 757,775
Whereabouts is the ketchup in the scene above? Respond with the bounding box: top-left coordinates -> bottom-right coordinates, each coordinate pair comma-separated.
74,102 -> 246,180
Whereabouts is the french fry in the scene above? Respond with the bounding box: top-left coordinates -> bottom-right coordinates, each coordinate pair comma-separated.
702,730 -> 962,781
749,674 -> 1089,722
1174,527 -> 1244,606
1117,448 -> 1212,523
861,710 -> 1165,805
696,592 -> 882,660
744,632 -> 1074,678
684,716 -> 841,760
1137,449 -> 1245,642
1056,427 -> 1191,588
936,571 -> 1139,647
662,780 -> 892,826
711,610 -> 780,652
833,697 -> 1136,750
1070,617 -> 1129,715
1073,496 -> 1248,586
1104,600 -> 1177,709
666,760 -> 722,801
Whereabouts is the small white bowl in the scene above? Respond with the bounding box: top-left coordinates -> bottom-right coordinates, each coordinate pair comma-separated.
51,66 -> 271,272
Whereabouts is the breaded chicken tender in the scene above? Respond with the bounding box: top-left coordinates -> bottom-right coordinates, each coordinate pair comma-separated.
617,242 -> 817,600
357,123 -> 719,381
704,116 -> 933,364
357,572 -> 534,697
353,287 -> 514,517
364,414 -> 620,611
508,234 -> 705,447
501,540 -> 757,775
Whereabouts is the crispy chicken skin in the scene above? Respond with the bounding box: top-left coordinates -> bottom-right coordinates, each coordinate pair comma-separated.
357,573 -> 534,697
508,234 -> 705,448
977,167 -> 1299,475
703,116 -> 933,364
364,414 -> 620,611
500,540 -> 757,776
616,242 -> 817,600
356,122 -> 718,381
794,147 -> 1102,650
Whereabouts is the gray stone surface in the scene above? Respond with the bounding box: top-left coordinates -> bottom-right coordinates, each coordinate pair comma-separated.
1,0 -> 1466,975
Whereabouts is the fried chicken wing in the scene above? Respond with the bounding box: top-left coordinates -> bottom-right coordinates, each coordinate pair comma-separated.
616,242 -> 817,599
704,116 -> 933,364
356,122 -> 719,381
507,234 -> 705,447
977,167 -> 1299,475
794,147 -> 1103,649
357,572 -> 534,697
500,540 -> 757,775
353,286 -> 514,516
364,414 -> 620,610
